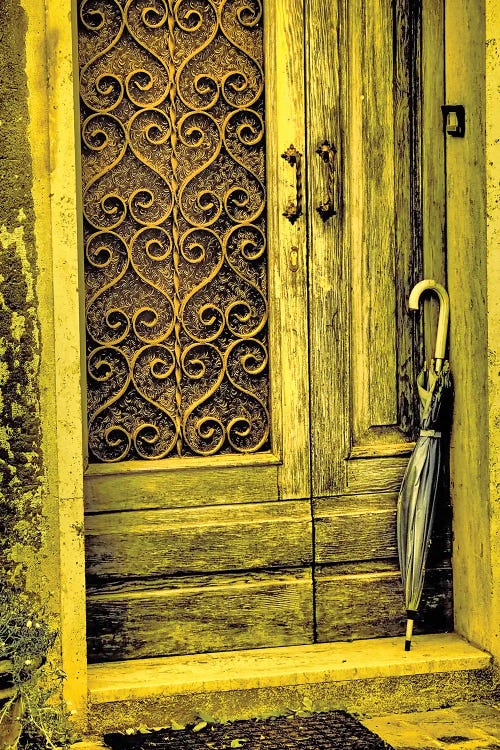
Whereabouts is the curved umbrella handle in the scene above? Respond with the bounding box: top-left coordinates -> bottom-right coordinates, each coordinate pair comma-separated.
409,279 -> 450,372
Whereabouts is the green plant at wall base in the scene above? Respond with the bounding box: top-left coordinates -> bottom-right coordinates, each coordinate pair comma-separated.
0,584 -> 78,749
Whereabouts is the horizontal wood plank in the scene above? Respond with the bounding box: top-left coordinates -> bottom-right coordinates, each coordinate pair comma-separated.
314,492 -> 399,515
85,463 -> 279,512
347,456 -> 409,494
314,492 -> 452,565
349,443 -> 415,459
86,501 -> 313,581
315,508 -> 397,563
315,566 -> 453,642
86,569 -> 314,662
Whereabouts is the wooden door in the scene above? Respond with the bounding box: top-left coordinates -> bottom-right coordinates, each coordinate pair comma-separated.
80,0 -> 314,662
81,0 -> 452,663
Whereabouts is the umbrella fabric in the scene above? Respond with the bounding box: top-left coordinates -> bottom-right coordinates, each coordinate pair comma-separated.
397,359 -> 452,646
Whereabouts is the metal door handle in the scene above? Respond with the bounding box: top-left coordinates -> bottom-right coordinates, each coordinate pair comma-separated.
281,144 -> 303,224
315,140 -> 337,221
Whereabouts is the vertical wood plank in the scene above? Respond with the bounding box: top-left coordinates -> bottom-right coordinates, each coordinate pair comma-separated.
267,0 -> 311,500
422,0 -> 447,364
307,0 -> 350,496
394,0 -> 421,437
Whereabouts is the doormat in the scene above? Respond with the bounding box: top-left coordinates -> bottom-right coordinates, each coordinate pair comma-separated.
103,711 -> 395,749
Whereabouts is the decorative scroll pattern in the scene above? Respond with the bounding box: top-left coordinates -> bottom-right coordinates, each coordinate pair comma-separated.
78,0 -> 269,461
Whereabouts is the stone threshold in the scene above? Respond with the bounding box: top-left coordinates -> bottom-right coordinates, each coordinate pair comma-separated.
88,633 -> 491,705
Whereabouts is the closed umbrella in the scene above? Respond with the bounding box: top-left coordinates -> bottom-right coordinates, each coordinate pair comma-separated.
397,279 -> 452,651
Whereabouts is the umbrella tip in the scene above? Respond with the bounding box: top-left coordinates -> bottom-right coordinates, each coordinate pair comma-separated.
404,614 -> 415,651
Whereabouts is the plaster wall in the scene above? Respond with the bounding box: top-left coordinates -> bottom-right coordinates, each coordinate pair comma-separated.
485,0 -> 500,660
445,0 -> 500,661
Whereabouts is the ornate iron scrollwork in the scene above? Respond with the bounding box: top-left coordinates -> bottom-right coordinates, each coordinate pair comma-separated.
79,0 -> 269,461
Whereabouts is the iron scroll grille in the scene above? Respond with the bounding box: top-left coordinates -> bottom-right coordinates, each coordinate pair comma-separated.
78,0 -> 270,462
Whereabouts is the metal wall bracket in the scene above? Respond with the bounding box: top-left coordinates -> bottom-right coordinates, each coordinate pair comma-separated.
441,105 -> 466,137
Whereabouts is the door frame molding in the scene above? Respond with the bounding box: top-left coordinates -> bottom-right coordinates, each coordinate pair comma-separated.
32,0 -> 88,718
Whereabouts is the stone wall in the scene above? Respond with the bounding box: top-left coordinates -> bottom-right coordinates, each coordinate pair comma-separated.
0,0 -> 44,576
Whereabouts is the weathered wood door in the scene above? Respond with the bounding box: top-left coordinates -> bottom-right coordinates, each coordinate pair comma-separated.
308,0 -> 452,643
81,0 -> 452,662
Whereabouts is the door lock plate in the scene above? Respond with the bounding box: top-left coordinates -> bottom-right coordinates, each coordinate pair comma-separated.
441,105 -> 466,137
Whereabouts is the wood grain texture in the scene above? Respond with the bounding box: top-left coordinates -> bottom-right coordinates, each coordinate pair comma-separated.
85,462 -> 279,512
394,0 -> 422,438
346,0 -> 426,448
350,0 -> 398,438
306,0 -> 350,497
347,456 -> 409,494
421,0 -> 447,363
85,501 -> 313,581
269,0 -> 310,500
315,565 -> 453,641
86,569 -> 314,662
314,491 -> 452,565
349,442 -> 415,459
315,507 -> 398,563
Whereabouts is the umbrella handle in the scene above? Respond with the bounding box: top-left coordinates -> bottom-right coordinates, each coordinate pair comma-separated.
409,279 -> 450,372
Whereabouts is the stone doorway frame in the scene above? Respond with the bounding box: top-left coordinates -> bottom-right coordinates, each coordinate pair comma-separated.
23,0 -> 499,728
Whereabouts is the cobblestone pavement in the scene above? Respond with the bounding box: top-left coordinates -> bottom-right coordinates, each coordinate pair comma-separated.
362,701 -> 500,749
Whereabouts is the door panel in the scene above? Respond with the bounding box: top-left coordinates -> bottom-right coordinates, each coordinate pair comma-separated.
348,0 -> 414,451
349,0 -> 400,445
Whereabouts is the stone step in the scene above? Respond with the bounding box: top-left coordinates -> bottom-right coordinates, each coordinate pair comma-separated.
86,633 -> 494,735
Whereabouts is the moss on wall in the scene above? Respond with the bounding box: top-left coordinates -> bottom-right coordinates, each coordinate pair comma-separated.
0,0 -> 44,575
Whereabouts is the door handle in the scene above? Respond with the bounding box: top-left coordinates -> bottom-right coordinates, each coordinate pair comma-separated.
315,140 -> 337,222
281,144 -> 303,224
